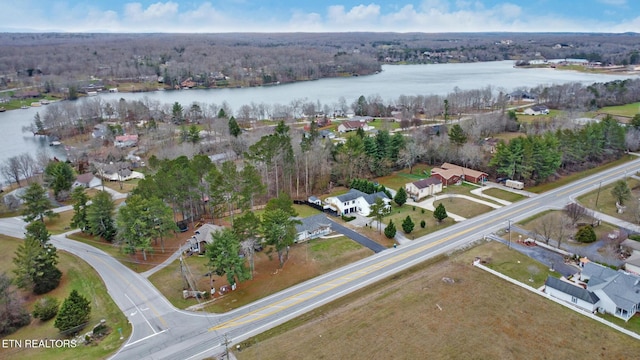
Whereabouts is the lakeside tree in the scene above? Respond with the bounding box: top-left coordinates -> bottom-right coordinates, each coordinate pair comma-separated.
261,209 -> 300,268
384,219 -> 396,239
0,272 -> 31,336
44,161 -> 75,200
20,182 -> 57,224
70,186 -> 89,231
229,116 -> 242,138
434,203 -> 448,223
611,180 -> 631,206
206,228 -> 250,286
171,102 -> 184,124
54,290 -> 91,333
1,156 -> 23,187
86,190 -> 116,242
394,187 -> 407,206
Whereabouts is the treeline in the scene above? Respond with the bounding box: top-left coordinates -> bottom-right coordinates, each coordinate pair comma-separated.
489,116 -> 627,184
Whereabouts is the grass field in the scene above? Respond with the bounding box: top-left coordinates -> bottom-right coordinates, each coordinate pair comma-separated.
149,236 -> 373,313
483,187 -> 526,202
434,197 -> 495,219
577,177 -> 640,223
236,240 -> 640,360
44,210 -> 74,234
599,102 -> 640,118
375,164 -> 431,190
0,235 -> 130,360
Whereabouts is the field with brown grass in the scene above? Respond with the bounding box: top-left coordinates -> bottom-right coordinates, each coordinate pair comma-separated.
236,241 -> 640,360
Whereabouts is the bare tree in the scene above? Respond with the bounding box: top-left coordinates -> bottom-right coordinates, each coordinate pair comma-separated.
564,203 -> 588,226
17,153 -> 37,184
1,156 -> 22,187
554,214 -> 571,249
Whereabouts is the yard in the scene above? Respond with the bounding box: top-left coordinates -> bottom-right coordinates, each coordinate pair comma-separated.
482,187 -> 526,202
236,240 -> 640,360
0,235 -> 130,360
377,204 -> 456,240
148,235 -> 373,313
433,197 -> 495,219
598,102 -> 640,118
375,163 -> 432,190
577,177 -> 640,224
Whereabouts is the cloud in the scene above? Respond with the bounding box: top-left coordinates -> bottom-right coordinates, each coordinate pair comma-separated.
124,2 -> 179,22
327,4 -> 381,25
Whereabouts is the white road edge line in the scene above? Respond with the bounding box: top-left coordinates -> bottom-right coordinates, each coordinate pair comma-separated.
125,293 -> 157,335
124,329 -> 169,347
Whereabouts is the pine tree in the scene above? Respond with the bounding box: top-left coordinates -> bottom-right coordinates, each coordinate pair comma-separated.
13,221 -> 61,294
86,191 -> 116,241
70,186 -> 89,231
384,220 -> 397,239
575,225 -> 596,243
611,180 -> 631,206
54,290 -> 91,333
402,215 -> 414,234
434,203 -> 448,223
394,187 -> 407,206
229,116 -> 242,137
20,182 -> 57,223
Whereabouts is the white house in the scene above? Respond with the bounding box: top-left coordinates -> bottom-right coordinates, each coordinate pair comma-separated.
621,239 -> 640,275
544,276 -> 600,313
187,223 -> 223,254
337,119 -> 373,133
295,214 -> 332,243
114,134 -> 139,148
580,262 -> 640,321
325,189 -> 390,216
523,105 -> 549,116
73,173 -> 102,188
405,178 -> 442,201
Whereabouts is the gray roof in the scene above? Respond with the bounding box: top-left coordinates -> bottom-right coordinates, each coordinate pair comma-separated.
412,177 -> 442,189
362,191 -> 389,205
582,262 -> 618,282
295,214 -> 331,234
336,189 -> 367,202
599,272 -> 640,311
191,224 -> 222,245
546,276 -> 599,304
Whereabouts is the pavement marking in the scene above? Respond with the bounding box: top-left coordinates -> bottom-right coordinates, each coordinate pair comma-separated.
123,328 -> 169,347
208,205 -> 542,332
125,293 -> 157,335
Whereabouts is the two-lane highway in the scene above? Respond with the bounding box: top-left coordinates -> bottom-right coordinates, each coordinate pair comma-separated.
1,157 -> 638,359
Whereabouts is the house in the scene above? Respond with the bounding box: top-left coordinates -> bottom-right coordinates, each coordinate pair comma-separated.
405,178 -> 443,201
187,223 -> 223,254
73,173 -> 102,188
114,134 -> 138,148
295,214 -> 332,243
523,105 -> 549,116
325,189 -> 390,216
308,196 -> 322,206
620,239 -> 640,275
94,162 -> 145,182
431,163 -> 488,186
337,120 -> 373,133
544,276 -> 600,313
92,124 -> 108,139
318,129 -> 336,139
508,90 -> 536,102
580,262 -> 640,321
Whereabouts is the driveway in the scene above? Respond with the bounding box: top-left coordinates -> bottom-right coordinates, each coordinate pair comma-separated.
326,218 -> 387,253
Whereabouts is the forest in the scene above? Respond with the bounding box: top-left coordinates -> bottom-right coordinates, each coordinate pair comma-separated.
1,32 -> 639,92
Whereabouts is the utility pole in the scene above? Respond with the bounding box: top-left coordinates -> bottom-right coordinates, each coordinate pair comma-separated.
595,181 -> 602,208
223,333 -> 230,359
507,219 -> 512,249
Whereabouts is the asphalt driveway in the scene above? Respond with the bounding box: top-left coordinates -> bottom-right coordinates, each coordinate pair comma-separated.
326,218 -> 387,253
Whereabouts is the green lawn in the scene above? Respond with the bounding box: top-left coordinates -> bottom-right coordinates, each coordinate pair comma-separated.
482,188 -> 526,202
0,236 -> 130,360
599,102 -> 640,118
44,210 -> 74,234
482,241 -> 562,288
376,165 -> 432,190
577,178 -> 640,223
434,197 -> 495,219
382,204 -> 456,239
368,118 -> 400,131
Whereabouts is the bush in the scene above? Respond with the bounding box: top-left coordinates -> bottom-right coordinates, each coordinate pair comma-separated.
54,290 -> 91,333
341,215 -> 356,222
420,220 -> 426,228
402,215 -> 415,234
575,225 -> 597,243
384,220 -> 397,239
33,296 -> 60,321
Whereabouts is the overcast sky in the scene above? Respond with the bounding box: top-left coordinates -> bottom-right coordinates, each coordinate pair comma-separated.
1,0 -> 638,33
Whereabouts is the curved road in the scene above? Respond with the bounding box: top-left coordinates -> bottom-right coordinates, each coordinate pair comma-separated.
1,157 -> 638,359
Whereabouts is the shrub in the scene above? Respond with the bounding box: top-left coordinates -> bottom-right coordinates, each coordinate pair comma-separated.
575,225 -> 596,243
384,220 -> 397,239
420,220 -> 426,228
402,215 -> 415,234
341,215 -> 356,222
33,296 -> 60,321
54,290 -> 91,333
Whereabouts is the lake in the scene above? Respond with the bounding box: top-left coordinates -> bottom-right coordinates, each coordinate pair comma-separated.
0,60 -> 638,183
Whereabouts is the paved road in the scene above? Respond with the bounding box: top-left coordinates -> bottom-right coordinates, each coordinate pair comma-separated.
1,157 -> 639,359
327,218 -> 387,253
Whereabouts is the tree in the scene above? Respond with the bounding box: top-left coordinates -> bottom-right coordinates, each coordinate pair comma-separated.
187,124 -> 200,144
20,182 -> 57,224
261,209 -> 300,268
13,221 -> 61,294
32,296 -> 60,321
233,211 -> 262,278
0,272 -> 31,336
44,161 -> 75,200
434,203 -> 448,223
369,197 -> 390,233
564,203 -> 587,226
384,219 -> 396,238
229,116 -> 242,138
394,187 -> 408,206
86,190 -> 116,242
402,215 -> 415,234
172,102 -> 184,124
206,228 -> 250,286
611,180 -> 631,206
264,192 -> 297,217
575,225 -> 597,243
54,290 -> 91,333
70,186 -> 89,231
420,219 -> 426,228
448,124 -> 467,146
1,156 -> 22,187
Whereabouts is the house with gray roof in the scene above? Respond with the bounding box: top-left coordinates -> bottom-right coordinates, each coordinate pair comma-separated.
405,177 -> 442,201
325,189 -> 390,216
621,238 -> 640,275
544,276 -> 600,313
295,214 -> 332,243
187,223 -> 223,254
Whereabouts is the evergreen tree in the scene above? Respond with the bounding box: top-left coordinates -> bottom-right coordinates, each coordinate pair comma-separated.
229,116 -> 242,137
611,180 -> 631,206
264,192 -> 298,217
13,221 -> 61,294
384,219 -> 396,239
70,186 -> 89,231
261,209 -> 301,268
420,219 -> 426,228
20,182 -> 57,223
448,124 -> 468,146
187,124 -> 200,144
32,296 -> 59,321
434,203 -> 448,223
86,191 -> 116,241
575,225 -> 597,243
394,187 -> 408,206
54,290 -> 91,333
44,161 -> 75,200
171,102 -> 184,124
207,228 -> 250,286
402,215 -> 414,234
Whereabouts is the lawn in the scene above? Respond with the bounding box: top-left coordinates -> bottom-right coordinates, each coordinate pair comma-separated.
381,204 -> 456,240
100,178 -> 139,193
482,188 -> 526,202
44,210 -> 74,234
0,236 -> 130,360
577,177 -> 640,223
236,240 -> 640,360
433,197 -> 495,219
598,102 -> 640,118
375,164 -> 432,190
527,155 -> 636,194
148,235 -> 373,313
368,118 -> 399,131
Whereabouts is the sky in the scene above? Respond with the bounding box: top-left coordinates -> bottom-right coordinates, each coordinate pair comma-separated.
0,0 -> 639,33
